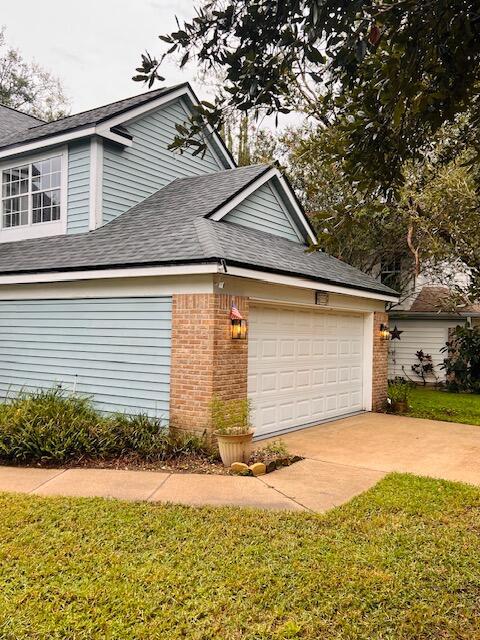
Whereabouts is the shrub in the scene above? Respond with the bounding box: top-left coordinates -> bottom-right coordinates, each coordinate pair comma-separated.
249,440 -> 289,464
211,396 -> 252,435
442,326 -> 480,393
0,389 -> 209,464
388,380 -> 411,403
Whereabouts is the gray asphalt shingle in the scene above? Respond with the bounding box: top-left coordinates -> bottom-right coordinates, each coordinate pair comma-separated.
0,85 -> 183,149
0,165 -> 396,297
0,105 -> 43,140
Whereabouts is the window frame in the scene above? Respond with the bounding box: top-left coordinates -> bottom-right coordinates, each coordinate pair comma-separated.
0,147 -> 68,242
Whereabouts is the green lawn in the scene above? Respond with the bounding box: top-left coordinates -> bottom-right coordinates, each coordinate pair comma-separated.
408,387 -> 480,425
1,474 -> 480,639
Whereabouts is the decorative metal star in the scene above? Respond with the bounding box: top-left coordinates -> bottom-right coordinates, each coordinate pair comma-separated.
389,325 -> 403,340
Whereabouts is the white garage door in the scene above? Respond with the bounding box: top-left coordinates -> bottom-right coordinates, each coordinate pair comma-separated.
248,304 -> 365,438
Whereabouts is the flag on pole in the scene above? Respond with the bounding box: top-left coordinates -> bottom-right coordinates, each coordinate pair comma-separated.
230,304 -> 244,320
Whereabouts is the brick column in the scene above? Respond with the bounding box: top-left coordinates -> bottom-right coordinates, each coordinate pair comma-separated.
169,294 -> 249,435
372,311 -> 389,411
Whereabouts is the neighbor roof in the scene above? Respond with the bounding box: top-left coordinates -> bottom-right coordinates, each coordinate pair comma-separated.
0,105 -> 44,139
409,285 -> 480,313
0,165 -> 396,297
0,84 -> 185,149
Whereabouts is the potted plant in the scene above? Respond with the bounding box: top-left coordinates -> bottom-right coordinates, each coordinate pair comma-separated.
387,379 -> 411,414
211,396 -> 254,467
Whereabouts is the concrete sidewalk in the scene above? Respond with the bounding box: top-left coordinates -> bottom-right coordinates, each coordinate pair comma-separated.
3,413 -> 476,513
0,458 -> 384,512
0,465 -> 308,511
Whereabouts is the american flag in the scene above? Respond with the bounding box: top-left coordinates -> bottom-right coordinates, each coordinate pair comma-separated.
230,304 -> 244,320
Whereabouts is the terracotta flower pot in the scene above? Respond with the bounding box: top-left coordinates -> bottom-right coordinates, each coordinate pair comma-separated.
215,431 -> 254,467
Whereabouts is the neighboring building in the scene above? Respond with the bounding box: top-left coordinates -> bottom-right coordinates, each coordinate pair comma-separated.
0,83 -> 397,439
388,283 -> 480,383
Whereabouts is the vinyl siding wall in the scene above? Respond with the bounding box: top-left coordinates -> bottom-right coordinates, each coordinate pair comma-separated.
67,140 -> 91,234
102,98 -> 224,224
0,297 -> 172,418
224,181 -> 302,242
388,318 -> 466,382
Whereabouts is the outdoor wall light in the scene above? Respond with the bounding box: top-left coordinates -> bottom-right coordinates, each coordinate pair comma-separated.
230,304 -> 247,340
380,323 -> 390,340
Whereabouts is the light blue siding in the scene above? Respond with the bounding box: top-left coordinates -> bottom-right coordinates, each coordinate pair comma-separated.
224,181 -> 302,242
0,297 -> 171,418
102,98 -> 225,224
67,141 -> 90,234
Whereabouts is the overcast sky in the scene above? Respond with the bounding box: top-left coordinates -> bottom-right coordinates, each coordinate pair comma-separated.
2,0 -> 204,113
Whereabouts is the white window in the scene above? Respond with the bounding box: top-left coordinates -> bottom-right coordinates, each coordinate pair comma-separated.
1,155 -> 61,229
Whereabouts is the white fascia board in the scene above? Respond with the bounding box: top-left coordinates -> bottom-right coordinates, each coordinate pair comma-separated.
0,125 -> 131,162
95,85 -> 235,170
100,129 -> 133,146
0,126 -> 97,160
272,169 -> 317,245
209,167 -> 277,221
208,166 -> 317,245
226,265 -> 399,303
181,87 -> 236,169
89,137 -> 103,230
0,263 -> 220,286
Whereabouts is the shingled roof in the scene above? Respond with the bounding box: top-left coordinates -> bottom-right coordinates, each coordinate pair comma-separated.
0,165 -> 397,298
0,105 -> 44,140
410,286 -> 480,313
0,84 -> 184,149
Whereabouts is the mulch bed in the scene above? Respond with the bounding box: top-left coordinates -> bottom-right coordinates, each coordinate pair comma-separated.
0,454 -> 230,475
0,453 -> 304,476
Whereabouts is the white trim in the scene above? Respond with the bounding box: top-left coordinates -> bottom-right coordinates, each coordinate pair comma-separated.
209,167 -> 276,220
208,166 -> 317,244
0,127 -> 97,161
100,130 -> 133,147
0,261 -> 398,302
362,313 -> 374,411
268,180 -> 304,242
0,86 -> 233,168
226,265 -> 399,302
0,263 -> 220,286
273,169 -> 317,245
0,146 -> 68,243
89,137 -> 103,230
96,85 -> 235,170
0,126 -> 131,163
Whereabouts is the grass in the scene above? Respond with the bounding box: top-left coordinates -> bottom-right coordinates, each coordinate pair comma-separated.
1,474 -> 480,638
408,387 -> 480,425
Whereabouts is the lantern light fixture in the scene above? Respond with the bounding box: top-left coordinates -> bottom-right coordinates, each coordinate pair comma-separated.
380,323 -> 390,340
230,304 -> 247,340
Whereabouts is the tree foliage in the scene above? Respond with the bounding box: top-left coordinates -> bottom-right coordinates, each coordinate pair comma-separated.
136,0 -> 480,194
442,326 -> 480,393
266,120 -> 477,298
137,1 -> 480,298
0,28 -> 69,121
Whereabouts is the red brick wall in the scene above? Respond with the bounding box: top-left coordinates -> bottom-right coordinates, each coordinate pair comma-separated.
169,294 -> 248,435
372,311 -> 389,411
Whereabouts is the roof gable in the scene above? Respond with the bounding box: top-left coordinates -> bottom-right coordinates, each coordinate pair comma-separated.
0,165 -> 396,299
207,166 -> 316,244
0,84 -> 235,170
222,179 -> 303,242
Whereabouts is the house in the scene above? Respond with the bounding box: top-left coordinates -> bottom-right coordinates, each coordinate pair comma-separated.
0,83 -> 397,439
385,263 -> 480,384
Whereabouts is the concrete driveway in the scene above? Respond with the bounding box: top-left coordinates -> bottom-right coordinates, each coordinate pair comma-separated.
261,412 -> 480,511
1,413 -> 478,514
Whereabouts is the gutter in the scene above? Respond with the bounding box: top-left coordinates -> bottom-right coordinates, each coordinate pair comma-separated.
389,311 -> 480,320
0,257 -> 397,302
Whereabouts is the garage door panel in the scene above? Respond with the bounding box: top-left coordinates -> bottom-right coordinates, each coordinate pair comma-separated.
248,305 -> 365,437
0,297 -> 171,418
